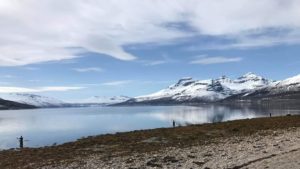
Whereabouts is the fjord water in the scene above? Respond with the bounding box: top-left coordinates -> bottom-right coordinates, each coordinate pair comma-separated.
0,105 -> 299,149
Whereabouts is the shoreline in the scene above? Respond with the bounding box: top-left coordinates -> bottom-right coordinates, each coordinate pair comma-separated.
1,115 -> 300,168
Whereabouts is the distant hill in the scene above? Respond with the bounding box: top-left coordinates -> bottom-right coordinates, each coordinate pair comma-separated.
0,93 -> 69,108
72,96 -> 132,106
0,98 -> 36,110
0,93 -> 132,109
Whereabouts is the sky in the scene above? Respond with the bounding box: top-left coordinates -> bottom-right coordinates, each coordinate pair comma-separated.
0,0 -> 300,101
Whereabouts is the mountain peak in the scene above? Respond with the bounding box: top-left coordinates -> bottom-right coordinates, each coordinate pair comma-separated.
241,72 -> 261,78
236,72 -> 266,82
216,75 -> 232,83
233,72 -> 272,88
220,75 -> 228,79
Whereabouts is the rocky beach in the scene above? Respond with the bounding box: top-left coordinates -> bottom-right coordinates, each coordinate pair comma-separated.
1,115 -> 300,169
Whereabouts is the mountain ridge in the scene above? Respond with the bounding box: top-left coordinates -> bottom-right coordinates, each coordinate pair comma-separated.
1,73 -> 299,109
117,73 -> 299,105
0,93 -> 68,108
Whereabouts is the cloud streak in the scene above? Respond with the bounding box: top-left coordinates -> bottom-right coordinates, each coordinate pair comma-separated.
101,80 -> 132,86
0,86 -> 84,93
73,67 -> 103,73
190,56 -> 242,65
144,60 -> 167,66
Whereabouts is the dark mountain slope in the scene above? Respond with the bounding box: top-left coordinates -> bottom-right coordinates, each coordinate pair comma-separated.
0,98 -> 36,110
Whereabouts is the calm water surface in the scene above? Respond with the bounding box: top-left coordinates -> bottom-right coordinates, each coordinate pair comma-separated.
0,105 -> 299,149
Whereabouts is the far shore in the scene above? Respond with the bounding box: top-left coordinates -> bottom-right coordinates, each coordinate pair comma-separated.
1,115 -> 300,169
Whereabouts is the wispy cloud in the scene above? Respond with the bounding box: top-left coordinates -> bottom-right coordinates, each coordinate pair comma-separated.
187,30 -> 300,51
76,80 -> 171,87
23,67 -> 40,71
101,80 -> 133,86
144,60 -> 167,66
73,67 -> 103,73
1,1 -> 299,66
190,56 -> 242,65
0,86 -> 84,93
143,54 -> 177,66
39,86 -> 84,92
28,80 -> 41,82
139,80 -> 172,85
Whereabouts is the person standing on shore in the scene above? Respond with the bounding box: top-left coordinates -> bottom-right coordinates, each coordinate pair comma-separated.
18,136 -> 23,149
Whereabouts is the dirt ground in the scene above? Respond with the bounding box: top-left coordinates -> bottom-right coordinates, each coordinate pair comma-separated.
42,127 -> 300,169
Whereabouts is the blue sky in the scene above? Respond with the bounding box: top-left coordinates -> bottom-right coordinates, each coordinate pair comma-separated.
0,0 -> 300,101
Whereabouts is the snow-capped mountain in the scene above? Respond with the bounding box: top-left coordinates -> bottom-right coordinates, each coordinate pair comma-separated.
134,77 -> 231,102
269,74 -> 300,93
120,73 -> 275,105
74,96 -> 131,106
2,73 -> 299,108
227,74 -> 300,100
222,72 -> 274,92
0,93 -> 68,108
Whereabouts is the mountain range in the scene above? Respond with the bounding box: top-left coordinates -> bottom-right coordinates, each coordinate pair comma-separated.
118,72 -> 300,105
1,72 -> 300,109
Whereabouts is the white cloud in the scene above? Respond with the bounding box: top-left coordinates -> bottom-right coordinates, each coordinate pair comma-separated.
23,67 -> 40,70
73,67 -> 103,73
101,80 -> 132,86
38,86 -> 84,92
144,60 -> 167,66
0,86 -> 84,93
188,30 -> 300,50
0,0 -> 300,66
143,54 -> 178,66
190,56 -> 242,65
139,80 -> 172,85
28,80 -> 41,82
